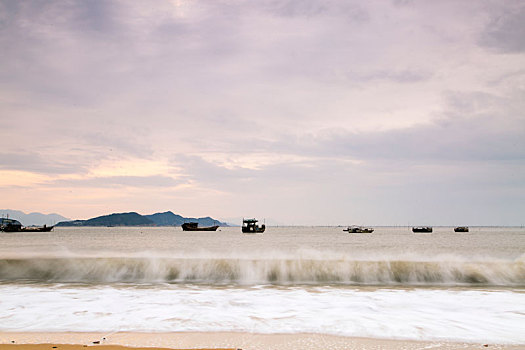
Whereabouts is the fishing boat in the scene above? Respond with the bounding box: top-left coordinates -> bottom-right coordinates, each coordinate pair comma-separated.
454,226 -> 469,232
1,216 -> 54,233
181,222 -> 219,231
343,225 -> 374,233
242,218 -> 265,234
20,225 -> 54,232
412,226 -> 433,233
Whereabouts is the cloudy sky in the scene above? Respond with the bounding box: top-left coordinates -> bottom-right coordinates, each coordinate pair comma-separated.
1,0 -> 524,225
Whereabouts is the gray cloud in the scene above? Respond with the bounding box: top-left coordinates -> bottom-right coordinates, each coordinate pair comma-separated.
392,0 -> 414,7
167,87 -> 525,224
170,154 -> 255,185
1,0 -> 524,224
67,0 -> 122,35
479,5 -> 525,53
0,152 -> 87,175
168,146 -> 525,226
0,124 -> 154,176
278,90 -> 525,163
321,116 -> 524,162
347,69 -> 433,83
75,128 -> 155,159
262,0 -> 369,21
48,175 -> 183,188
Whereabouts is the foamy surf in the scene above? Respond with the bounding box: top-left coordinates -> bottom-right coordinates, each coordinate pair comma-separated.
0,284 -> 523,344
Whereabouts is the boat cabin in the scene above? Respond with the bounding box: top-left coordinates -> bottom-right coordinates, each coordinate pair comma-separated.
182,222 -> 199,230
0,218 -> 22,232
242,218 -> 265,233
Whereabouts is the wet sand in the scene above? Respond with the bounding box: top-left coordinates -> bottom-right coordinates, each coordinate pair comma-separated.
0,332 -> 523,350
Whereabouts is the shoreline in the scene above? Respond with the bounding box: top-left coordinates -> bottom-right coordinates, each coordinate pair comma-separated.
1,332 -> 523,350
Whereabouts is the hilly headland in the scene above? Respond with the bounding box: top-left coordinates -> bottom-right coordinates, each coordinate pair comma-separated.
55,211 -> 229,227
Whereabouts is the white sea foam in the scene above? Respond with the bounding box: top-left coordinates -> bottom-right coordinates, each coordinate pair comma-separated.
0,284 -> 523,344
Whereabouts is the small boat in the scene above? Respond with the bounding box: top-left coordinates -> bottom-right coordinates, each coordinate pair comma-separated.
181,222 -> 219,231
412,226 -> 433,233
242,218 -> 265,234
454,226 -> 469,232
20,225 -> 54,232
343,225 -> 374,233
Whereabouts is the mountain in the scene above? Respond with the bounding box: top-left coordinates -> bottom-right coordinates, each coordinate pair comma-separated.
56,211 -> 228,227
180,216 -> 225,227
57,212 -> 154,227
0,209 -> 70,226
145,211 -> 186,225
84,212 -> 154,226
145,211 -> 227,227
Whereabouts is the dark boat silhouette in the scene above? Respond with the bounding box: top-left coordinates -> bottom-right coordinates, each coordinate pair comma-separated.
1,218 -> 53,232
343,225 -> 374,233
242,218 -> 265,234
412,226 -> 433,233
454,226 -> 469,232
181,222 -> 219,231
20,225 -> 54,232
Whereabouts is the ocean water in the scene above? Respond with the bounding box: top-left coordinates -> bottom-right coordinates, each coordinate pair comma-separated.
0,226 -> 524,343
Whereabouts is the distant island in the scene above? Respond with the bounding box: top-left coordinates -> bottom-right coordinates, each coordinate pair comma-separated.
56,211 -> 230,227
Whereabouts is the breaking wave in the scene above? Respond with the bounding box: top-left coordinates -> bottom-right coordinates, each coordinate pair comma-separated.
1,257 -> 524,286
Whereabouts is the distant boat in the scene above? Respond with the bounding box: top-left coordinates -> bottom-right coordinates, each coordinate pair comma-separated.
242,218 -> 265,234
1,218 -> 54,233
20,225 -> 54,232
454,226 -> 469,232
181,222 -> 219,231
412,226 -> 432,233
343,225 -> 374,233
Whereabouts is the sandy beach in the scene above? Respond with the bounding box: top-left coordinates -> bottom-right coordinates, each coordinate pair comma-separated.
0,332 -> 523,350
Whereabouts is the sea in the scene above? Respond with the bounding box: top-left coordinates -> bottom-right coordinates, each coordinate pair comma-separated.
0,226 -> 524,344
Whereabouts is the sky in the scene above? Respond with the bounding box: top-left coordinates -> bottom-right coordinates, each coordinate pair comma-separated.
1,0 -> 524,226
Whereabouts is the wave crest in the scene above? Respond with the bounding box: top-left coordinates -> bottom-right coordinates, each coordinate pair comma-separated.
0,257 -> 523,286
